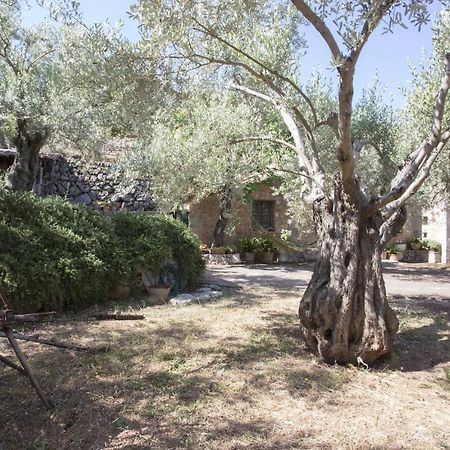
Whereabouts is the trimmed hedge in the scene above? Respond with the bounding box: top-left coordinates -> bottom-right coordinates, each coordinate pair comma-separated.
0,191 -> 204,313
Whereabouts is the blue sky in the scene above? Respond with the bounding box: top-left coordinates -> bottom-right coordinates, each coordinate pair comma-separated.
23,0 -> 444,108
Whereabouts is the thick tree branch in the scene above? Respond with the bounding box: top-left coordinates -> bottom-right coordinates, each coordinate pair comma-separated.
349,1 -> 396,64
368,53 -> 450,215
230,82 -> 326,198
228,135 -> 298,153
381,130 -> 450,219
290,0 -> 341,60
192,19 -> 319,125
231,83 -> 311,171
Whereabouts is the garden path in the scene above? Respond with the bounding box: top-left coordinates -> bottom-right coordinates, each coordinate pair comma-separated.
204,262 -> 450,298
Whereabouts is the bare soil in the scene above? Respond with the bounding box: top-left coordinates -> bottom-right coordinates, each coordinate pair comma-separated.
0,285 -> 449,450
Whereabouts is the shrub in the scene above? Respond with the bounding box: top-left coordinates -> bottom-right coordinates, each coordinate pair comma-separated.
385,245 -> 399,255
112,213 -> 204,290
0,191 -> 204,313
0,191 -> 122,312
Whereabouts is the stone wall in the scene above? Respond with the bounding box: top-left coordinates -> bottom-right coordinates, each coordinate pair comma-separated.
0,150 -> 155,212
422,201 -> 450,263
189,183 -> 316,247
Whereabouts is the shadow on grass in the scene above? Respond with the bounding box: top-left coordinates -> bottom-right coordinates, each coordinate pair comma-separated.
386,294 -> 450,372
0,306 -> 315,449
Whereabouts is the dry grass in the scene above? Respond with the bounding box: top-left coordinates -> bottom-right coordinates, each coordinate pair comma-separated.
0,287 -> 449,450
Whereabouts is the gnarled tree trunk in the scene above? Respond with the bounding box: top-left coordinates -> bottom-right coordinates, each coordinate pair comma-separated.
299,179 -> 405,365
211,186 -> 232,247
5,119 -> 47,192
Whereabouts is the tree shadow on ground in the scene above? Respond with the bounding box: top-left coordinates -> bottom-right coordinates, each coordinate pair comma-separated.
383,294 -> 450,372
204,263 -> 313,289
0,310 -> 329,450
382,263 -> 450,283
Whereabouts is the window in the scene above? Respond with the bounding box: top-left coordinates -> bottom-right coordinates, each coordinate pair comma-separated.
422,216 -> 429,225
253,200 -> 275,230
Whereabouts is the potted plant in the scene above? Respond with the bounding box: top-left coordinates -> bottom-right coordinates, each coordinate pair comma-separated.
210,246 -> 226,255
258,238 -> 277,264
386,246 -> 401,262
410,237 -> 422,250
426,240 -> 442,263
139,268 -> 172,305
240,237 -> 259,264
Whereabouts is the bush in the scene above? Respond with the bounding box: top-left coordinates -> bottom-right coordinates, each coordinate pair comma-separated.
112,213 -> 204,290
0,191 -> 204,313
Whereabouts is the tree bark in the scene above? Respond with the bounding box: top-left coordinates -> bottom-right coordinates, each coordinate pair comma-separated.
4,119 -> 47,192
211,187 -> 232,247
299,179 -> 401,365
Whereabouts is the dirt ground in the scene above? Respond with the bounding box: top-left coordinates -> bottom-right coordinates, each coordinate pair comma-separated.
0,265 -> 449,450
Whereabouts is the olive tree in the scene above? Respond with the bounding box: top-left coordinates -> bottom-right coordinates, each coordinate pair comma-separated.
133,0 -> 450,364
121,89 -> 273,246
0,0 -> 160,191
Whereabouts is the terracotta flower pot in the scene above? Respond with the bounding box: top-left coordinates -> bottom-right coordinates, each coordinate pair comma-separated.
262,252 -> 274,264
210,247 -> 225,255
146,285 -> 171,305
244,252 -> 255,264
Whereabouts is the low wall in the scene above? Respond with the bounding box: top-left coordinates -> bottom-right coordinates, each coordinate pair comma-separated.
0,150 -> 155,212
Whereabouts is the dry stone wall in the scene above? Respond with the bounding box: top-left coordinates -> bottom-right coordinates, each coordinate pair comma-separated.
1,150 -> 155,212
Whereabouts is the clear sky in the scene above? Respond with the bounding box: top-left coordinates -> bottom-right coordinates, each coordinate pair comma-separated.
23,0 -> 444,109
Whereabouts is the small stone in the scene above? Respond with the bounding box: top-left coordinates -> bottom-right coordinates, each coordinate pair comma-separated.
202,284 -> 221,291
197,287 -> 213,293
192,292 -> 212,301
170,294 -> 195,305
72,193 -> 92,205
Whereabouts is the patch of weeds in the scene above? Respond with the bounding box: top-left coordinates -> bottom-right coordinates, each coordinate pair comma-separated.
144,370 -> 183,391
224,329 -> 301,366
137,395 -> 177,419
159,352 -> 188,370
112,416 -> 131,430
30,440 -> 53,450
283,366 -> 351,397
176,375 -> 222,403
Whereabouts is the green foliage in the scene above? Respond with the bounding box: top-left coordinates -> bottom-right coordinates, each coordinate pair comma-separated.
0,191 -> 121,312
385,246 -> 399,255
256,238 -> 277,253
0,191 -> 204,313
420,239 -> 442,252
239,237 -> 277,253
239,237 -> 260,253
409,237 -> 441,252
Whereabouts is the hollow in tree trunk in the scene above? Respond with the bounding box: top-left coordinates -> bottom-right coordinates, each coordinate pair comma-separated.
5,119 -> 48,192
299,179 -> 405,365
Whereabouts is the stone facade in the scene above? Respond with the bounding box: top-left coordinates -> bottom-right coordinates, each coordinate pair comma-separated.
389,202 -> 423,245
189,183 -> 316,247
422,201 -> 450,263
0,150 -> 155,212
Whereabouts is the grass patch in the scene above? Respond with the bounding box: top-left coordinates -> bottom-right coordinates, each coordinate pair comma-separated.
1,286 -> 449,450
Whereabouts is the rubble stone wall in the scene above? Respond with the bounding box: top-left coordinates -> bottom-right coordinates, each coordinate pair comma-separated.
0,150 -> 155,213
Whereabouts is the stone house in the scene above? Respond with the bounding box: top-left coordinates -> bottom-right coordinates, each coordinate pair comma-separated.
2,149 -> 449,262
421,201 -> 450,263
188,182 -> 315,248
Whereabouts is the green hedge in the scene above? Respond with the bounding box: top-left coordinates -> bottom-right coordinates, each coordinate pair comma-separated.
0,191 -> 204,313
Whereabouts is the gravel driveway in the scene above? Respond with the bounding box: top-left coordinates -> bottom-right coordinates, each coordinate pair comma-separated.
204,262 -> 450,298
